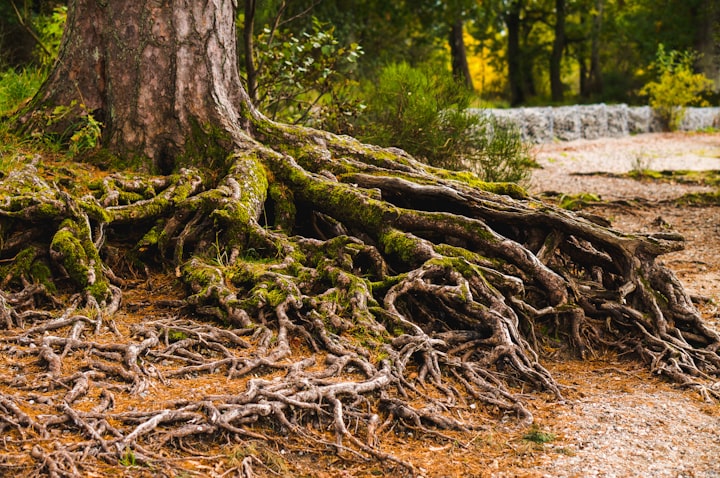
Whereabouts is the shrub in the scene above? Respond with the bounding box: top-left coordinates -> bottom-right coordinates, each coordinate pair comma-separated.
640,44 -> 714,131
354,62 -> 533,183
33,5 -> 67,67
251,17 -> 363,125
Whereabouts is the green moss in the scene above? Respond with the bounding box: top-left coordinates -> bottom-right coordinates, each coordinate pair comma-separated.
35,202 -> 64,220
434,243 -> 494,265
435,170 -> 528,199
137,224 -> 161,250
79,198 -> 112,223
182,258 -> 224,288
558,192 -> 602,211
50,226 -> 90,288
82,148 -> 138,171
176,120 -> 233,178
378,229 -> 421,264
168,329 -> 188,342
369,274 -> 407,295
523,425 -> 556,444
30,260 -> 56,292
675,191 -> 720,206
208,153 -> 269,238
266,181 -> 296,231
274,158 -> 392,233
0,247 -> 56,292
50,218 -> 109,301
118,190 -> 145,204
627,169 -> 720,187
87,281 -> 110,300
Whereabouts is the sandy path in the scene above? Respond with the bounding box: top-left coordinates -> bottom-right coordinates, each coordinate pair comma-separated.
529,132 -> 720,201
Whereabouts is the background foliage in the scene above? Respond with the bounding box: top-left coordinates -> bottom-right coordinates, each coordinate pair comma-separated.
0,0 -> 718,179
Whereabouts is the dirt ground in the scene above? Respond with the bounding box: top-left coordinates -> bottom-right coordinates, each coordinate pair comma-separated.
516,132 -> 720,478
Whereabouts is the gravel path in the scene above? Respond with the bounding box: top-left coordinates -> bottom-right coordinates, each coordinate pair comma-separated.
529,132 -> 720,201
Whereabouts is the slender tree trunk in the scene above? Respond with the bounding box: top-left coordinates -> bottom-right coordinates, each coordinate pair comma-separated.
587,0 -> 603,97
694,0 -> 720,89
21,0 -> 247,173
579,52 -> 589,98
550,0 -> 566,102
506,1 -> 524,106
449,17 -> 474,91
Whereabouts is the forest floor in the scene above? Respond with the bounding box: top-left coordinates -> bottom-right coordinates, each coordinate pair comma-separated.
3,132 -> 720,478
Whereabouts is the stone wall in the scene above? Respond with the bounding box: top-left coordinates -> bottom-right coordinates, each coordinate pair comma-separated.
474,105 -> 720,143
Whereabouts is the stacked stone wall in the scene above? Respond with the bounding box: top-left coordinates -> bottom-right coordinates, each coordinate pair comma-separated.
475,105 -> 720,143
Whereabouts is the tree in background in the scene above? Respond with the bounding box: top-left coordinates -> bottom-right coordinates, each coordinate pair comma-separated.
549,0 -> 567,102
239,0 -> 718,106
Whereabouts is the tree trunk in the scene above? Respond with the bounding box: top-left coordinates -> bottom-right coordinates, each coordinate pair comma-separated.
506,1 -> 525,105
449,17 -> 474,90
550,0 -> 566,102
694,0 -> 720,89
587,0 -> 604,97
243,0 -> 259,102
21,0 -> 248,173
4,0 -> 720,474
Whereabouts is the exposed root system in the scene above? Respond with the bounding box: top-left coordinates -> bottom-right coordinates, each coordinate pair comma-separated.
1,120 -> 719,476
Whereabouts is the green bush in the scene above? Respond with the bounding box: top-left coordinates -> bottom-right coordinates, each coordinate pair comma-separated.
0,5 -> 65,117
640,44 -> 714,131
354,62 -> 533,183
33,5 -> 67,67
252,17 -> 363,125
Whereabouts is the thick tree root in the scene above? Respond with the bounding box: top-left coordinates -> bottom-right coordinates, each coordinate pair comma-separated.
1,126 -> 719,475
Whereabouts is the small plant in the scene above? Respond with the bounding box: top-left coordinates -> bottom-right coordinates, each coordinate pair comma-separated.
43,100 -> 102,155
640,44 -> 714,131
522,424 -> 556,444
630,153 -> 653,174
119,447 -> 137,467
468,120 -> 535,184
33,5 -> 67,67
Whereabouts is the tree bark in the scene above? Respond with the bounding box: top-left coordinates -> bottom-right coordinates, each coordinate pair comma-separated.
506,1 -> 525,106
587,0 -> 604,97
550,0 -> 566,102
449,17 -> 474,90
243,0 -> 259,102
21,0 -> 248,173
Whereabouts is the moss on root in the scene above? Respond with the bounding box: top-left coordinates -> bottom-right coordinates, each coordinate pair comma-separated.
0,247 -> 56,292
50,218 -> 109,301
